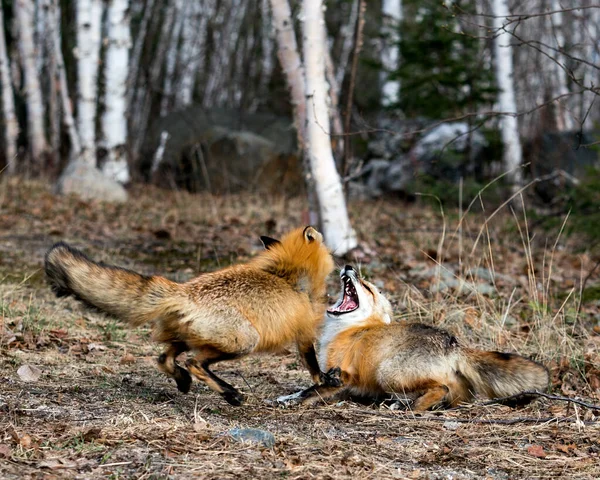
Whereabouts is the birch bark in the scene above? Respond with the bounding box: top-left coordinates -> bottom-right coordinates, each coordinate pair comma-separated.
381,0 -> 402,106
547,0 -> 573,131
302,0 -> 357,254
48,0 -> 81,158
160,0 -> 185,116
76,0 -> 103,166
492,0 -> 523,187
0,2 -> 19,173
15,0 -> 48,164
101,0 -> 131,183
176,1 -> 205,109
269,0 -> 306,146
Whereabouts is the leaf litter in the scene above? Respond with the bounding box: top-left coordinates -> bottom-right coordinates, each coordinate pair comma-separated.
0,179 -> 599,479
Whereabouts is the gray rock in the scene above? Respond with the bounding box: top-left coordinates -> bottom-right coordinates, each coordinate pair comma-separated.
367,139 -> 390,158
56,163 -> 128,203
228,428 -> 275,448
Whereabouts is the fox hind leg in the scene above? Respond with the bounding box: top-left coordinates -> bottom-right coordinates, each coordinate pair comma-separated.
157,342 -> 192,393
186,349 -> 245,406
411,382 -> 450,411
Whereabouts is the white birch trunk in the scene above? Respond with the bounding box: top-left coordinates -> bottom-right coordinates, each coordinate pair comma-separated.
270,0 -> 307,146
176,1 -> 205,109
34,0 -> 48,74
15,0 -> 48,162
302,0 -> 357,254
0,2 -> 19,173
381,0 -> 402,106
548,1 -> 573,131
48,0 -> 81,158
101,0 -> 131,183
492,0 -> 523,187
160,0 -> 185,116
76,0 -> 103,167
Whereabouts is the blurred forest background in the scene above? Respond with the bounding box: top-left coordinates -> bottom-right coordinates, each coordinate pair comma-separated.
0,0 -> 600,193
0,0 -> 599,242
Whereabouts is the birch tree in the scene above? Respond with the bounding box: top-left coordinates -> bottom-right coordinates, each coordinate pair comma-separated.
76,0 -> 103,166
175,1 -> 205,109
492,0 -> 523,188
101,0 -> 131,183
269,0 -> 307,145
14,0 -> 48,163
160,0 -> 185,116
546,1 -> 573,131
381,0 -> 402,106
302,0 -> 357,254
0,2 -> 19,174
48,0 -> 81,157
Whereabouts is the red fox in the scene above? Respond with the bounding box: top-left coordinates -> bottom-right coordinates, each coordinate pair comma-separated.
45,226 -> 334,405
279,265 -> 549,410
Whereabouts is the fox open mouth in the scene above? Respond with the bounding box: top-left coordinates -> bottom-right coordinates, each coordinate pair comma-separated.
328,274 -> 359,315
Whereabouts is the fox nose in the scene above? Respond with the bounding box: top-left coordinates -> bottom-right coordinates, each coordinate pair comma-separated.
343,265 -> 355,274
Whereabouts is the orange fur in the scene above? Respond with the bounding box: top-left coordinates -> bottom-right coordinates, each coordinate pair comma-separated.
45,226 -> 334,405
305,267 -> 549,410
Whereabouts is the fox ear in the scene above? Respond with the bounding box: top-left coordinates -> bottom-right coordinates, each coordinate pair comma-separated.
303,226 -> 322,244
260,236 -> 281,250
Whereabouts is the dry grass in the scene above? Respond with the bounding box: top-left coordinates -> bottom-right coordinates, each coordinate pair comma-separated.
1,178 -> 599,479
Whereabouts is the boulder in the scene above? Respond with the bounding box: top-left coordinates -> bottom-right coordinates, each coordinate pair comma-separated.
56,162 -> 128,203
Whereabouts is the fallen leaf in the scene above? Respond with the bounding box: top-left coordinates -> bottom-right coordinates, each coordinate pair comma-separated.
82,427 -> 102,442
556,443 -> 576,454
527,444 -> 547,458
17,364 -> 42,382
0,444 -> 11,458
120,353 -> 136,365
18,434 -> 32,448
87,343 -> 106,351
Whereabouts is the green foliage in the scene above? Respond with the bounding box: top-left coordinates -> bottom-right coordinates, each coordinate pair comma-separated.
408,175 -> 505,208
557,166 -> 600,247
393,0 -> 497,118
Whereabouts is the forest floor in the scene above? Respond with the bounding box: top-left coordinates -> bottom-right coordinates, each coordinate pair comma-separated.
1,179 -> 599,479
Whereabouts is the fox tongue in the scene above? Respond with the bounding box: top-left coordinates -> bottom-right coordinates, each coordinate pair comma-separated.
328,294 -> 358,313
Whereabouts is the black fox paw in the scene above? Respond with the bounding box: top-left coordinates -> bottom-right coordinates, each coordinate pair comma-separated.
320,367 -> 342,387
222,389 -> 245,406
175,366 -> 192,394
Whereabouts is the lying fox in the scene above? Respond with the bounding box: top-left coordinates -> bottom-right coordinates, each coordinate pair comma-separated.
280,265 -> 549,410
45,226 -> 333,405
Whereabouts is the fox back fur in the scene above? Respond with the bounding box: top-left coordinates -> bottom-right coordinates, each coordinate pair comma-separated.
297,265 -> 549,411
45,226 -> 334,405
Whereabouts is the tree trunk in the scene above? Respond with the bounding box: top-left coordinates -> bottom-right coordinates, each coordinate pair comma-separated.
15,0 -> 48,165
302,0 -> 357,254
175,1 -> 205,109
381,0 -> 402,106
101,0 -> 131,183
492,0 -> 523,188
269,0 -> 306,146
0,2 -> 19,174
76,0 -> 103,167
126,0 -> 155,110
547,0 -> 573,131
48,0 -> 81,159
160,0 -> 185,116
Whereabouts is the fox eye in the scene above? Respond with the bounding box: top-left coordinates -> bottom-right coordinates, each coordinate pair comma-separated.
362,283 -> 373,295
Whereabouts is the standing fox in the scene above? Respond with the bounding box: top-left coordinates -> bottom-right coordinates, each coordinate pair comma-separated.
281,265 -> 549,410
45,226 -> 334,405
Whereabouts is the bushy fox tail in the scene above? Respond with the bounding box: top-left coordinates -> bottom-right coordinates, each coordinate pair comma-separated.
459,349 -> 549,401
45,242 -> 183,326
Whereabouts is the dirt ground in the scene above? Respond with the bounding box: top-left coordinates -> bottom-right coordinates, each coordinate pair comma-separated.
1,180 -> 599,479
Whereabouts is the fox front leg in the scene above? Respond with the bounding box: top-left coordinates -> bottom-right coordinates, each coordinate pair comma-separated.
276,367 -> 345,406
297,340 -> 322,383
